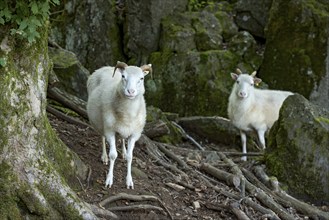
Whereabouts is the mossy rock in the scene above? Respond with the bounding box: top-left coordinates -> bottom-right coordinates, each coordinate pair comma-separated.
146,47 -> 262,117
146,106 -> 184,144
48,47 -> 90,101
265,94 -> 329,205
260,0 -> 329,109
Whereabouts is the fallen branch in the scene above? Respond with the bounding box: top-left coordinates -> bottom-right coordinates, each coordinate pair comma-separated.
47,87 -> 88,119
46,105 -> 91,129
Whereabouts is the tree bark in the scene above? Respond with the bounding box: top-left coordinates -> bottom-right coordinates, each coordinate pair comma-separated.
0,27 -> 96,219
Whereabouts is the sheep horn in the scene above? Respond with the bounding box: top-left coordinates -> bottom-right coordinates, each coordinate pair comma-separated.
141,64 -> 153,78
236,68 -> 242,75
113,61 -> 128,77
251,71 -> 257,77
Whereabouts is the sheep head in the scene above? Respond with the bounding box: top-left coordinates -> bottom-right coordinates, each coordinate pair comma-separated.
230,69 -> 262,99
113,61 -> 152,99
113,61 -> 128,77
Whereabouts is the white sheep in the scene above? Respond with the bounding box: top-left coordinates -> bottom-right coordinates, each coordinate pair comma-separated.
228,69 -> 293,161
87,61 -> 152,189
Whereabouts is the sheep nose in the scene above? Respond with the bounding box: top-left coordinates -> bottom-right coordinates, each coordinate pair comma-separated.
128,89 -> 135,95
239,91 -> 247,98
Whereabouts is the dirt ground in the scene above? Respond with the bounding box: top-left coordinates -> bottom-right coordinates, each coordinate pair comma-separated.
48,112 -> 328,220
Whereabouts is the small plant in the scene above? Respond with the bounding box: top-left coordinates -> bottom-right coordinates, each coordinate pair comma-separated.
0,0 -> 60,43
188,0 -> 215,11
0,57 -> 6,67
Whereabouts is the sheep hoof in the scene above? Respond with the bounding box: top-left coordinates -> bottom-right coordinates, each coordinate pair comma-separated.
105,175 -> 113,188
126,184 -> 134,189
126,178 -> 134,189
101,156 -> 108,165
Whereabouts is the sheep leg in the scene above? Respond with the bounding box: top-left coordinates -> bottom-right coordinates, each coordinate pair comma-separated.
126,134 -> 139,189
257,129 -> 266,149
105,132 -> 117,188
122,138 -> 127,159
101,136 -> 108,165
240,131 -> 247,161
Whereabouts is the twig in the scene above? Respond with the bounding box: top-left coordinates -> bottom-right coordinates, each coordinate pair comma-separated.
76,176 -> 85,192
171,121 -> 205,151
86,165 -> 92,190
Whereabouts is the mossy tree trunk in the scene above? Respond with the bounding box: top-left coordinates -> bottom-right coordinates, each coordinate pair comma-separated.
0,29 -> 96,219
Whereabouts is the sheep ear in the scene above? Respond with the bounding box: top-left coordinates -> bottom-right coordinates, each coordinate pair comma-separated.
236,68 -> 242,74
250,71 -> 257,77
231,72 -> 239,81
141,64 -> 152,78
113,61 -> 128,77
254,77 -> 262,85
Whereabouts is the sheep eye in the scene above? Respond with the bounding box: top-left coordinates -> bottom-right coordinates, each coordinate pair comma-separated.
251,83 -> 254,86
140,77 -> 144,81
122,75 -> 125,79
236,80 -> 240,84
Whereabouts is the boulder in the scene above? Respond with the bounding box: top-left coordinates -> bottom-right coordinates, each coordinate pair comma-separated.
177,116 -> 240,148
146,106 -> 184,144
260,0 -> 329,110
49,0 -> 124,71
124,0 -> 188,63
147,36 -> 262,117
265,94 -> 329,205
48,47 -> 90,101
147,50 -> 240,117
234,0 -> 273,38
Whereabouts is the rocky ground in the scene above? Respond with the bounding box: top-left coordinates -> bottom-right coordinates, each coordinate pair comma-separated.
48,112 -> 329,220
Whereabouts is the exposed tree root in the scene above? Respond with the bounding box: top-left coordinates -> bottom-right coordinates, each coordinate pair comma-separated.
87,203 -> 118,219
108,204 -> 164,212
99,193 -> 173,220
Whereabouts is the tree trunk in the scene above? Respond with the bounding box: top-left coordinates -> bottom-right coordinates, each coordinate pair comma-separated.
0,28 -> 96,219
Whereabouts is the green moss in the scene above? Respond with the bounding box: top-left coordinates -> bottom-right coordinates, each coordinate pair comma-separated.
315,116 -> 329,124
0,162 -> 21,219
147,106 -> 183,144
262,0 -> 328,97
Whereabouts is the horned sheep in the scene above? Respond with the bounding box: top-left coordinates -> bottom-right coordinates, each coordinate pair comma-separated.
228,69 -> 293,161
87,61 -> 152,189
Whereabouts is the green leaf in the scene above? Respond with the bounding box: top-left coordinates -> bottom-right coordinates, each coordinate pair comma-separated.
0,17 -> 4,25
30,16 -> 42,26
3,7 -> 12,21
0,58 -> 6,67
31,2 -> 39,14
19,19 -> 28,30
52,0 -> 60,5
